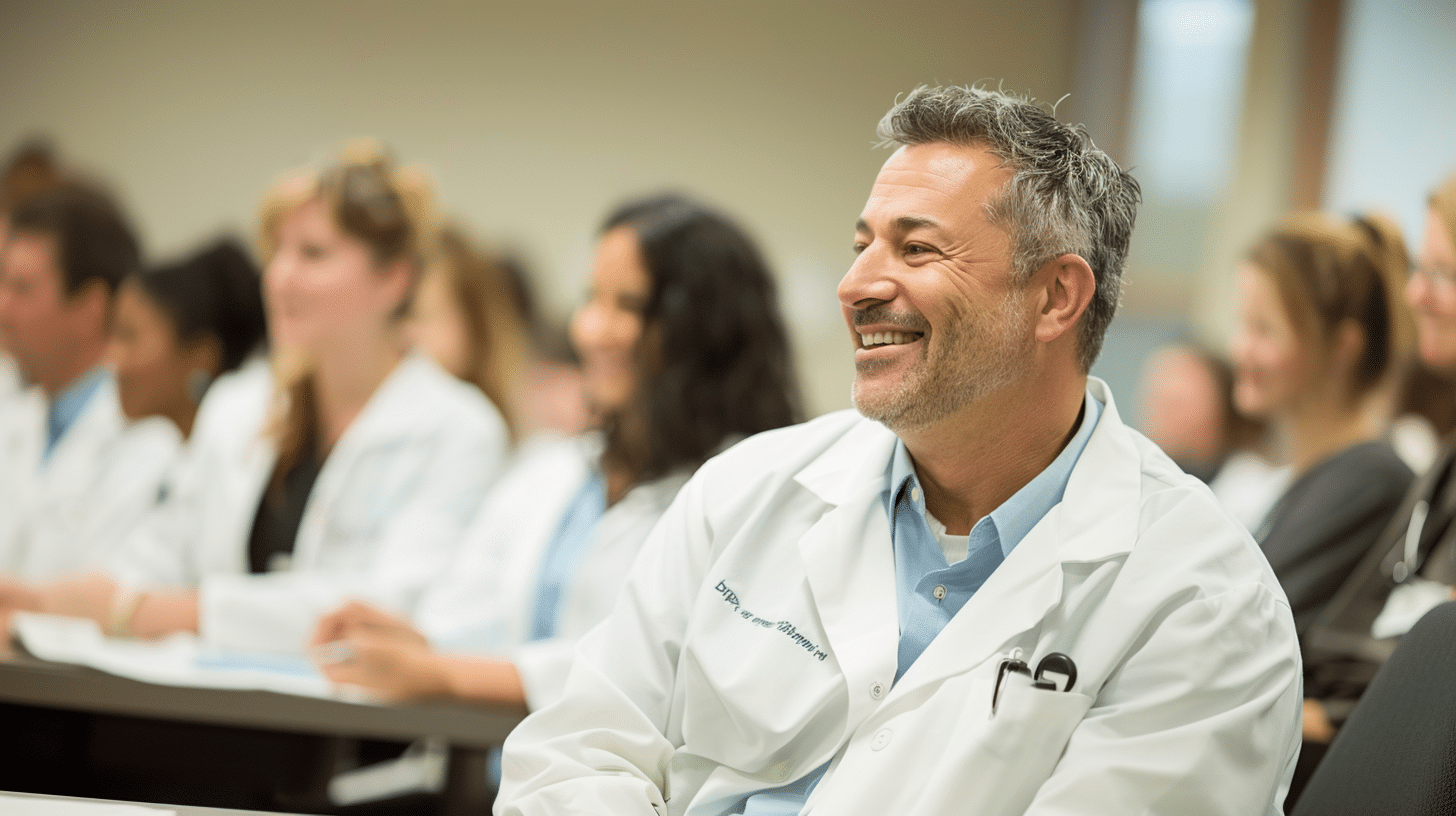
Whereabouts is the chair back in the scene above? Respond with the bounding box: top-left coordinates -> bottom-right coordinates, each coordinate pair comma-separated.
1293,600 -> 1456,815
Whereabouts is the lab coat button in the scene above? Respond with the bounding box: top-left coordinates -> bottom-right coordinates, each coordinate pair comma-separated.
871,729 -> 892,751
869,681 -> 885,700
772,760 -> 794,781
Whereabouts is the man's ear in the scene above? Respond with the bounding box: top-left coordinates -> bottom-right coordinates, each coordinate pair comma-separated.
1033,254 -> 1096,345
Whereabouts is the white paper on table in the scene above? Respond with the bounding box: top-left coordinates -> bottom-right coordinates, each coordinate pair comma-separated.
11,612 -> 333,698
0,792 -> 174,815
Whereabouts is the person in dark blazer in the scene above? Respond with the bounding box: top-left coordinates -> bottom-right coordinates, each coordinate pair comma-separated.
1231,211 -> 1416,637
1292,174 -> 1456,808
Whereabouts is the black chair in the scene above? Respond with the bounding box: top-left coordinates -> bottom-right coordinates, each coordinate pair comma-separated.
1292,600 -> 1456,816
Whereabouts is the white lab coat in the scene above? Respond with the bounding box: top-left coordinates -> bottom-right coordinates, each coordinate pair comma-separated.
0,375 -> 180,580
498,379 -> 1303,816
416,434 -> 689,711
107,353 -> 509,654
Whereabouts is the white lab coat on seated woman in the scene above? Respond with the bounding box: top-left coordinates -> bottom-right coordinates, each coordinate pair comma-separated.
415,433 -> 689,710
0,373 -> 180,580
107,352 -> 508,654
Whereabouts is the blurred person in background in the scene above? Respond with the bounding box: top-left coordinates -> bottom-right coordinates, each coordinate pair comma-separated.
0,184 -> 180,579
409,225 -> 528,441
0,142 -> 63,403
109,238 -> 267,441
1296,175 -> 1456,797
0,146 -> 509,653
1138,343 -> 1288,532
497,250 -> 593,439
309,194 -> 802,722
1231,211 -> 1415,639
1382,352 -> 1456,473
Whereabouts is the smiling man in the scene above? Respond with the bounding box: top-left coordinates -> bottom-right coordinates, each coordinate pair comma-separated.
497,86 -> 1302,816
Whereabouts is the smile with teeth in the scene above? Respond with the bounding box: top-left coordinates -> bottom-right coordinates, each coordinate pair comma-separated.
859,331 -> 922,348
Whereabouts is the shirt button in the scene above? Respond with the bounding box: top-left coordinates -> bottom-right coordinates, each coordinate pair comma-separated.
911,486 -> 921,503
869,681 -> 885,700
932,585 -> 947,601
871,729 -> 892,751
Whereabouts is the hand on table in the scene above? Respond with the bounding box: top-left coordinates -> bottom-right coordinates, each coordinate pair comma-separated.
310,599 -> 443,701
311,599 -> 429,649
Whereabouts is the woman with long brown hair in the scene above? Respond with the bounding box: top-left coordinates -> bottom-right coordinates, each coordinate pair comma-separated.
309,193 -> 801,714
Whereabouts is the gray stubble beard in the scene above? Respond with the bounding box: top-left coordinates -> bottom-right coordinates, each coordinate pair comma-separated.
851,290 -> 1032,433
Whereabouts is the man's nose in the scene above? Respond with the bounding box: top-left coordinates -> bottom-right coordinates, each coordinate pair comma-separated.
837,246 -> 897,310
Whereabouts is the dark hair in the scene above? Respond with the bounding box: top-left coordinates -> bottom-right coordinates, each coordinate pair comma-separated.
876,85 -> 1142,371
599,194 -> 801,483
129,238 -> 267,374
8,183 -> 140,299
1,140 -> 62,214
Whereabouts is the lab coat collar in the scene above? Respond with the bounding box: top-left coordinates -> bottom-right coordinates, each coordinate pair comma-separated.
330,352 -> 450,449
790,378 -> 1145,705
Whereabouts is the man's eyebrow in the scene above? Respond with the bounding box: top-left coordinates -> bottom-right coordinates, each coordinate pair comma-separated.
894,215 -> 940,233
855,216 -> 942,235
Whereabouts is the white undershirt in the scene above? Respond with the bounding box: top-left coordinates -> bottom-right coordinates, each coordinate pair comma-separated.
925,510 -> 971,565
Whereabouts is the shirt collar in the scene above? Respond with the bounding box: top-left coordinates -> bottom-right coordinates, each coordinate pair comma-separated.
48,365 -> 109,436
887,388 -> 1104,556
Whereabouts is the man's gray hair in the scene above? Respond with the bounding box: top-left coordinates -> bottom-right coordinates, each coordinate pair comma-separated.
876,85 -> 1141,372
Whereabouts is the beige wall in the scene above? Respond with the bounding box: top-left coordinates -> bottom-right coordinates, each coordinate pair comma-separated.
0,0 -> 1081,416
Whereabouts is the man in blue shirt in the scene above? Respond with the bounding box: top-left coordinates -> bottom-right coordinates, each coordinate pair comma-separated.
0,185 -> 136,448
498,86 -> 1301,816
0,185 -> 178,578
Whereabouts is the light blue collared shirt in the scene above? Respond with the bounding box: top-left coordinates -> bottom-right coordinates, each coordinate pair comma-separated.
44,366 -> 108,461
887,389 -> 1102,681
527,470 -> 608,641
733,389 -> 1103,816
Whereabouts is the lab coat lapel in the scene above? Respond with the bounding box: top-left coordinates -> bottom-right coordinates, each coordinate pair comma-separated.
795,420 -> 901,729
289,354 -> 421,567
34,380 -> 123,523
890,380 -> 1143,694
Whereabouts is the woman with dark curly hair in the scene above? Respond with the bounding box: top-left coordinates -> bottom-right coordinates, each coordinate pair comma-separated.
311,193 -> 802,712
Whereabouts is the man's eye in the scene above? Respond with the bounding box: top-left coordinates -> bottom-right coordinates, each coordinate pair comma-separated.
851,243 -> 867,255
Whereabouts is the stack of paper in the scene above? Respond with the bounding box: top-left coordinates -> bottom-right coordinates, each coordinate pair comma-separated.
12,612 -> 333,698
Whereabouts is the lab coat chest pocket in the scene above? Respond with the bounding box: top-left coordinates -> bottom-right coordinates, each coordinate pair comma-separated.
675,575 -> 846,774
917,673 -> 1092,815
982,675 -> 1093,762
